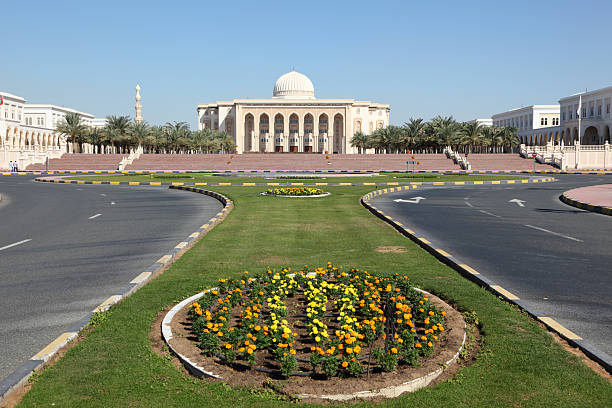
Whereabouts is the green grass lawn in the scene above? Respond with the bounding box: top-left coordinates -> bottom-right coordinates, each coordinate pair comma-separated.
66,173 -> 526,184
18,183 -> 612,407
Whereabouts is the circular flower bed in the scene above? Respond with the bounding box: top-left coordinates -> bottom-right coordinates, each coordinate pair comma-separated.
186,264 -> 448,379
263,187 -> 328,197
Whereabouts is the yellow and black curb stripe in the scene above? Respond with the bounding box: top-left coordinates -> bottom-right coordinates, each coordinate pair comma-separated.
559,194 -> 612,216
34,176 -> 556,188
361,181 -> 612,374
3,168 -> 612,177
0,187 -> 233,402
4,167 -> 612,175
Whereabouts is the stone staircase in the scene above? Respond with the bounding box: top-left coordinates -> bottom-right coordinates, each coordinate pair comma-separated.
125,153 -> 461,171
466,154 -> 554,171
26,154 -> 126,170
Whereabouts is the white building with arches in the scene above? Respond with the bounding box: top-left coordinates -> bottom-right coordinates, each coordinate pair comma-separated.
197,70 -> 390,154
1,91 -> 95,170
559,87 -> 612,145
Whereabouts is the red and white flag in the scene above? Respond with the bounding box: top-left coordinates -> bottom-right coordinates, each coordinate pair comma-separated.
0,96 -> 3,106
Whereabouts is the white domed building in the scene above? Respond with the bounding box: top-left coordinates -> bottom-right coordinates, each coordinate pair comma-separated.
197,70 -> 389,153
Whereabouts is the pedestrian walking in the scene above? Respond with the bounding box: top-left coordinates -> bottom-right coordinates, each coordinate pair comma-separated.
14,161 -> 18,172
8,161 -> 13,172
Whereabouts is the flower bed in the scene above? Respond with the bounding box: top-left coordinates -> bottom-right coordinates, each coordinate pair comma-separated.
186,264 -> 448,379
263,187 -> 328,197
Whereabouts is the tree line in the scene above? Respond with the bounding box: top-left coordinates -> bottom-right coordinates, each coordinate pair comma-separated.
56,113 -> 237,154
56,113 -> 519,155
350,116 -> 519,154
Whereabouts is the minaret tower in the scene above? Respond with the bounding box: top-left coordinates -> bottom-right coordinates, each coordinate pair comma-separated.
135,84 -> 143,123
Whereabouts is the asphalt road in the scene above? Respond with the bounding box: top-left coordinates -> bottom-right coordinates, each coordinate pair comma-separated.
371,174 -> 612,357
0,175 -> 223,382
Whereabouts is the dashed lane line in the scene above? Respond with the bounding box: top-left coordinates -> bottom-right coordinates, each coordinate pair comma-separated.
0,239 -> 32,252
479,209 -> 502,218
524,224 -> 583,242
88,213 -> 102,220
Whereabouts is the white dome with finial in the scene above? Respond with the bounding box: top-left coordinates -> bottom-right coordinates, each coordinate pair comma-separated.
273,70 -> 315,99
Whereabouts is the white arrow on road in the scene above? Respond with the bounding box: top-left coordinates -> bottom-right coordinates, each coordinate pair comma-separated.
509,199 -> 526,207
393,197 -> 426,204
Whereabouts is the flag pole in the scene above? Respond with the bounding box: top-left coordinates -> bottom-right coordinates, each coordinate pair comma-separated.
577,93 -> 582,169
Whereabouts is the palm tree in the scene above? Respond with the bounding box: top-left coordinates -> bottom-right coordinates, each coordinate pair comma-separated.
502,126 -> 519,152
55,112 -> 89,153
461,122 -> 483,153
403,118 -> 426,152
105,115 -> 131,153
350,131 -> 369,154
87,127 -> 105,154
129,121 -> 151,150
163,121 -> 191,153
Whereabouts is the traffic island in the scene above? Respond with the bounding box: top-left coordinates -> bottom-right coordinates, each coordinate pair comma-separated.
560,184 -> 612,216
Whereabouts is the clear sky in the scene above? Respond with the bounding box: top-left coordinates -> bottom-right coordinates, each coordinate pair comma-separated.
3,0 -> 611,128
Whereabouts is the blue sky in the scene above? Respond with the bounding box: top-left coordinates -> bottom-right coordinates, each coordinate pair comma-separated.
3,0 -> 611,128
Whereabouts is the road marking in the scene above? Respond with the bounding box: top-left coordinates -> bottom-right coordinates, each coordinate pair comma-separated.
0,239 -> 32,252
465,201 -> 474,208
393,196 -> 426,204
93,295 -> 122,313
88,213 -> 102,219
130,271 -> 152,284
31,332 -> 78,361
110,201 -> 116,205
437,249 -> 452,257
538,317 -> 582,340
509,198 -> 526,207
157,254 -> 172,264
459,264 -> 480,275
490,285 -> 520,300
524,224 -> 583,242
479,209 -> 502,218
418,237 -> 431,244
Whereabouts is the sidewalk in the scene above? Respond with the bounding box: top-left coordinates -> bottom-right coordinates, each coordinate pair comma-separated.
561,184 -> 612,216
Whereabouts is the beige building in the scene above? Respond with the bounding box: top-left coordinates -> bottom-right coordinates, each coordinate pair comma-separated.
197,70 -> 389,154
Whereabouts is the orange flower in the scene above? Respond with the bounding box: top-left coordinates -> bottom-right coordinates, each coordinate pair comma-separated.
341,361 -> 348,368
428,341 -> 433,347
415,343 -> 422,348
225,343 -> 232,349
390,347 -> 398,354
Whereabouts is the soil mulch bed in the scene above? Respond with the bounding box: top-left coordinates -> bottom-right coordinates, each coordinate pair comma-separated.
152,290 -> 469,402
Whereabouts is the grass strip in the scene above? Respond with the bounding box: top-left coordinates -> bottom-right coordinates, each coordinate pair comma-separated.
18,184 -> 612,407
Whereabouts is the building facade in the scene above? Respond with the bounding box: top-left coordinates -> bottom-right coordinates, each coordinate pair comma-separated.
468,118 -> 493,127
559,87 -> 612,145
1,91 -> 97,169
492,105 -> 560,146
197,70 -> 390,154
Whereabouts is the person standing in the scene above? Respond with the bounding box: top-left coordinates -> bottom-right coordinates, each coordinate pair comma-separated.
8,161 -> 13,172
14,161 -> 18,172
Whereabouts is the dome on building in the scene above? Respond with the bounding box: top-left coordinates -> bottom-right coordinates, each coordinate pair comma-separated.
273,70 -> 315,99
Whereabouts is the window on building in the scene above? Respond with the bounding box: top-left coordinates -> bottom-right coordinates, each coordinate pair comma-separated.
590,106 -> 594,116
582,108 -> 586,117
598,105 -> 602,116
562,112 -> 565,121
607,103 -> 611,114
